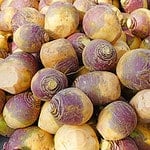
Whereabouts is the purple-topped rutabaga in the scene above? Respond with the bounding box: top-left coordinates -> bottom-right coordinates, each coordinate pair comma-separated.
49,87 -> 93,125
31,68 -> 68,101
96,101 -> 137,140
73,71 -> 121,105
11,7 -> 44,31
3,92 -> 41,129
82,39 -> 117,71
3,126 -> 54,150
116,48 -> 150,91
0,52 -> 38,94
13,23 -> 49,53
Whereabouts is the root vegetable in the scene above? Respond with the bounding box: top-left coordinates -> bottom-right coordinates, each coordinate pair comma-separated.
1,0 -> 39,10
0,7 -> 17,32
116,49 -> 150,91
11,7 -> 45,32
44,2 -> 79,39
73,71 -> 121,105
96,101 -> 137,140
130,89 -> 150,123
40,38 -> 79,74
82,4 -> 122,43
49,87 -> 93,125
13,23 -> 49,53
3,92 -> 41,129
54,124 -> 99,150
140,35 -> 150,49
0,114 -> 15,137
3,126 -> 54,150
38,101 -> 62,134
100,137 -> 138,150
67,32 -> 90,64
120,0 -> 148,13
0,52 -> 38,94
73,0 -> 97,21
31,68 -> 68,101
130,123 -> 150,150
127,8 -> 150,39
82,39 -> 117,71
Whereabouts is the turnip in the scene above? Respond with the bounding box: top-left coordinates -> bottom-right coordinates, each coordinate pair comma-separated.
67,32 -> 90,64
0,114 -> 15,137
54,124 -> 99,150
3,126 -> 54,150
96,101 -> 137,140
0,7 -> 17,32
38,101 -> 62,134
100,137 -> 138,150
140,35 -> 150,49
82,4 -> 122,43
31,68 -> 68,101
73,71 -> 121,105
44,2 -> 79,39
130,123 -> 150,150
116,49 -> 150,91
40,38 -> 79,74
82,39 -> 117,71
0,90 -> 5,113
49,87 -> 93,125
0,52 -> 38,94
13,23 -> 49,53
120,0 -> 148,13
127,8 -> 150,39
73,0 -> 97,21
130,89 -> 150,123
11,7 -> 45,32
3,91 -> 41,129
1,0 -> 39,10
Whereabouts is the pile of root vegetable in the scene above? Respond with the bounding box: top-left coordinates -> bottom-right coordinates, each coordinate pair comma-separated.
0,0 -> 150,149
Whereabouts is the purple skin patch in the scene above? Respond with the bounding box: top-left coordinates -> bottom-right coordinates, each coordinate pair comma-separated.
109,101 -> 137,136
121,49 -> 150,90
50,88 -> 84,125
31,68 -> 68,100
5,92 -> 40,124
83,39 -> 117,71
55,56 -> 79,74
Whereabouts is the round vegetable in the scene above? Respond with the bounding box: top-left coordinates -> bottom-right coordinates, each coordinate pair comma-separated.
100,137 -> 138,150
130,89 -> 150,123
127,8 -> 150,39
31,68 -> 68,101
0,52 -> 38,94
11,7 -> 45,32
44,2 -> 79,39
3,92 -> 41,129
82,39 -> 117,71
38,101 -> 62,134
82,4 -> 122,43
54,124 -> 99,150
96,101 -> 137,140
0,114 -> 15,137
40,38 -> 79,74
120,0 -> 148,13
49,87 -> 93,125
0,0 -> 39,10
3,126 -> 54,150
116,49 -> 150,91
73,71 -> 121,105
13,23 -> 49,53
